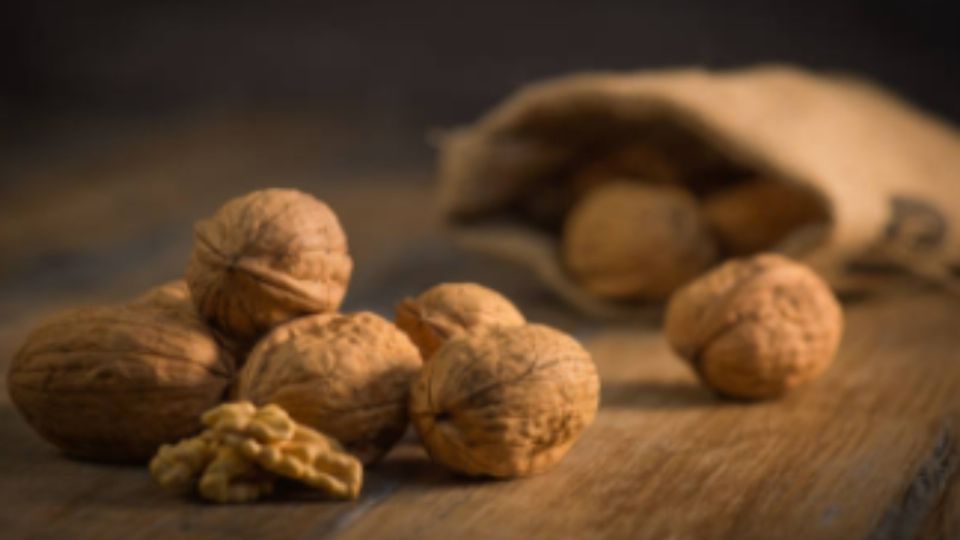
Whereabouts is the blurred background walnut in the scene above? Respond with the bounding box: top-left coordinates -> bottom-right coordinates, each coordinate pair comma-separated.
7,302 -> 235,462
395,282 -> 526,361
702,179 -> 830,255
562,181 -> 718,300
186,188 -> 353,345
236,312 -> 421,465
664,253 -> 843,399
410,324 -> 599,478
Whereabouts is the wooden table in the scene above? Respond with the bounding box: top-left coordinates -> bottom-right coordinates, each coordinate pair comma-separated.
1,113 -> 958,539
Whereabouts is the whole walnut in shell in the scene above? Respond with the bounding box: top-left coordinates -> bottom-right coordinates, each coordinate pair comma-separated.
7,303 -> 234,462
702,179 -> 829,255
186,189 -> 353,344
132,280 -> 248,363
395,282 -> 526,361
664,254 -> 843,399
562,181 -> 717,300
131,280 -> 192,310
410,324 -> 599,478
236,312 -> 421,464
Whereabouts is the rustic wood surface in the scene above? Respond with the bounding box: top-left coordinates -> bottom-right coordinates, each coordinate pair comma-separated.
1,113 -> 958,540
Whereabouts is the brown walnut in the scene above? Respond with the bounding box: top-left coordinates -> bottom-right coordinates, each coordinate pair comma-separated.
562,181 -> 718,300
702,179 -> 829,255
395,282 -> 526,361
186,188 -> 352,345
133,279 -> 248,364
130,280 -> 192,310
7,302 -> 234,462
664,254 -> 843,399
410,324 -> 600,478
236,312 -> 421,465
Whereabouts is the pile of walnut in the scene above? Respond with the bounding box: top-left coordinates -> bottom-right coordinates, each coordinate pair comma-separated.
7,188 -> 602,503
557,144 -> 828,302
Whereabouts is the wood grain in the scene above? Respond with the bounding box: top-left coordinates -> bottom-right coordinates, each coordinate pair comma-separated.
1,113 -> 958,540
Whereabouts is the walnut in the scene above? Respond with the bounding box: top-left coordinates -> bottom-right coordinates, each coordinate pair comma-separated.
197,445 -> 275,504
231,417 -> 363,500
236,312 -> 421,465
395,282 -> 526,361
186,188 -> 353,345
132,279 -> 247,362
664,254 -> 843,399
150,431 -> 219,493
150,401 -> 363,503
130,280 -> 191,310
702,179 -> 829,255
7,302 -> 234,462
562,181 -> 718,300
410,324 -> 600,478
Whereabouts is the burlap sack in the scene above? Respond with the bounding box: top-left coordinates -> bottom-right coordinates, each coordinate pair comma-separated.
436,65 -> 960,316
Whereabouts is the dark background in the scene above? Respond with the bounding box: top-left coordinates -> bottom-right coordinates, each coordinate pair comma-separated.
1,1 -> 958,165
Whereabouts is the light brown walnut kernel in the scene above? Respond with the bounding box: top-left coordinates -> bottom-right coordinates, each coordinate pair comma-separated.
198,446 -> 275,504
562,181 -> 718,300
410,324 -> 600,478
234,419 -> 363,500
664,254 -> 844,399
702,179 -> 829,255
7,303 -> 234,462
237,312 -> 422,465
149,432 -> 219,493
186,188 -> 353,345
395,282 -> 526,361
150,401 -> 363,503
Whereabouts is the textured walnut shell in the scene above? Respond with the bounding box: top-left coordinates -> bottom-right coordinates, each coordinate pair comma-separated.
7,303 -> 234,462
410,324 -> 600,478
133,280 -> 248,365
236,312 -> 421,465
186,189 -> 352,344
664,254 -> 843,399
562,181 -> 718,300
395,282 -> 526,361
702,179 -> 829,255
131,280 -> 192,309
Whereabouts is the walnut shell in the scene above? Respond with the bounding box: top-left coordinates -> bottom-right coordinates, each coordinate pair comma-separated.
562,181 -> 718,300
186,188 -> 352,344
395,282 -> 526,361
7,303 -> 234,462
131,280 -> 192,309
664,254 -> 843,399
236,312 -> 421,465
133,280 -> 248,365
410,324 -> 599,478
702,179 -> 829,255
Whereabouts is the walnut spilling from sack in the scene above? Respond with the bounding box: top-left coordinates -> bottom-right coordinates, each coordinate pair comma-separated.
150,402 -> 363,503
664,254 -> 843,399
563,181 -> 718,300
